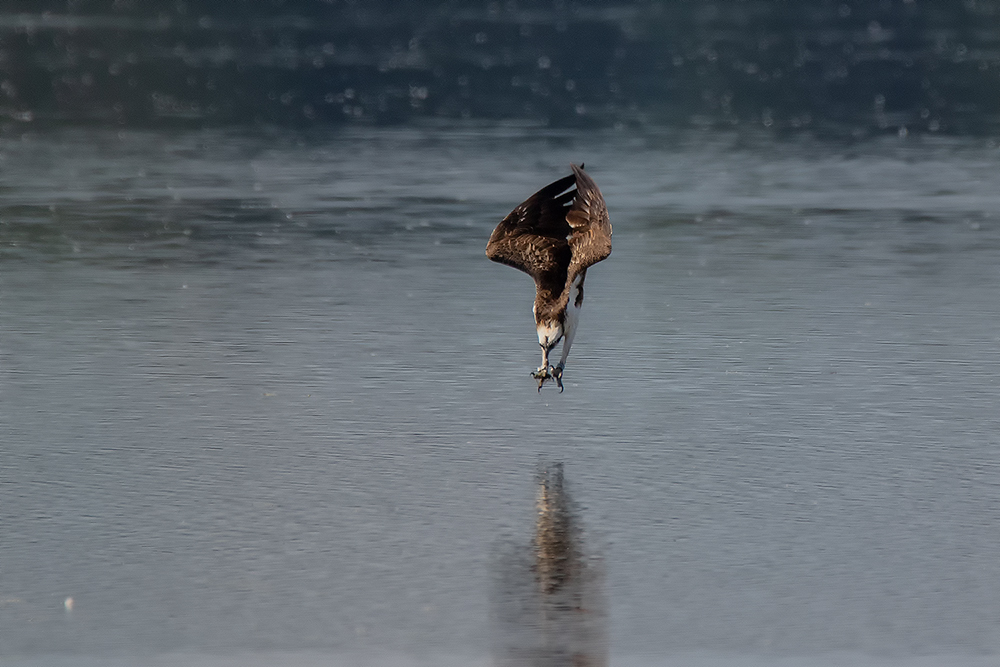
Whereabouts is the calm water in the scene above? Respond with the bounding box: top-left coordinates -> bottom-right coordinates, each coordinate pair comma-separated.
3,126 -> 1000,666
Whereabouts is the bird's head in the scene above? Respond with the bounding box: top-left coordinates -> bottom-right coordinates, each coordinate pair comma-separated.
536,320 -> 564,352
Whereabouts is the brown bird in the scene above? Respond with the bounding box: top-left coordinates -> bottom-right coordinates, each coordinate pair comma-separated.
486,164 -> 612,391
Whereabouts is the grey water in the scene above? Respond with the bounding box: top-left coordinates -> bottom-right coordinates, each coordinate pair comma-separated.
3,126 -> 1000,666
493,462 -> 608,667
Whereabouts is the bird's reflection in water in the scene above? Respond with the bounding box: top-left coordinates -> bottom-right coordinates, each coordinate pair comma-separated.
492,463 -> 608,667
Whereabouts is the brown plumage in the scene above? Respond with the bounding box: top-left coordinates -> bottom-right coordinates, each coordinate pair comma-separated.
486,164 -> 612,391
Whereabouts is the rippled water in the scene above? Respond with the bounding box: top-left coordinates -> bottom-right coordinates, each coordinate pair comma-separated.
3,126 -> 1000,666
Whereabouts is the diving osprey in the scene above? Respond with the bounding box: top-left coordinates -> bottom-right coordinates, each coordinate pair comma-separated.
486,164 -> 612,391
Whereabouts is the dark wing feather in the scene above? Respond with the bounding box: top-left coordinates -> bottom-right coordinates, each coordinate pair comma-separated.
486,165 -> 611,304
486,173 -> 576,296
565,163 -> 612,281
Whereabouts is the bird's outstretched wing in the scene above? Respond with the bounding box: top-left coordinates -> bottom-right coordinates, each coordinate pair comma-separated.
565,164 -> 612,280
485,171 -> 575,298
486,165 -> 610,299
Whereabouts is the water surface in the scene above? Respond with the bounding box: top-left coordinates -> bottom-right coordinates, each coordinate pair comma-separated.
2,127 -> 1000,665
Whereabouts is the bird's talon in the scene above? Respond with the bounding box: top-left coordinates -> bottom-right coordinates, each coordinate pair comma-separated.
532,365 -> 564,391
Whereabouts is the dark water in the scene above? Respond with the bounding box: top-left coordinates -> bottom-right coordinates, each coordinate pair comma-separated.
4,1 -> 1000,134
3,126 -> 1000,666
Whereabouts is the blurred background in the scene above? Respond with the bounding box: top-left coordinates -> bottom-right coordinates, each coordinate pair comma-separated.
2,0 -> 1000,135
4,3 -> 1000,667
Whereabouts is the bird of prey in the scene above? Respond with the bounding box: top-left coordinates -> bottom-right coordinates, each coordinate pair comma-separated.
486,164 -> 612,391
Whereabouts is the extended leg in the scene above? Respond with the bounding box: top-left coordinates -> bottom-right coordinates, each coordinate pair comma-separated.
532,344 -> 555,391
548,323 -> 576,393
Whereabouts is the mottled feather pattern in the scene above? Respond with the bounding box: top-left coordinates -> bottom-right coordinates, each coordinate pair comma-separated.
486,164 -> 611,318
565,164 -> 612,281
